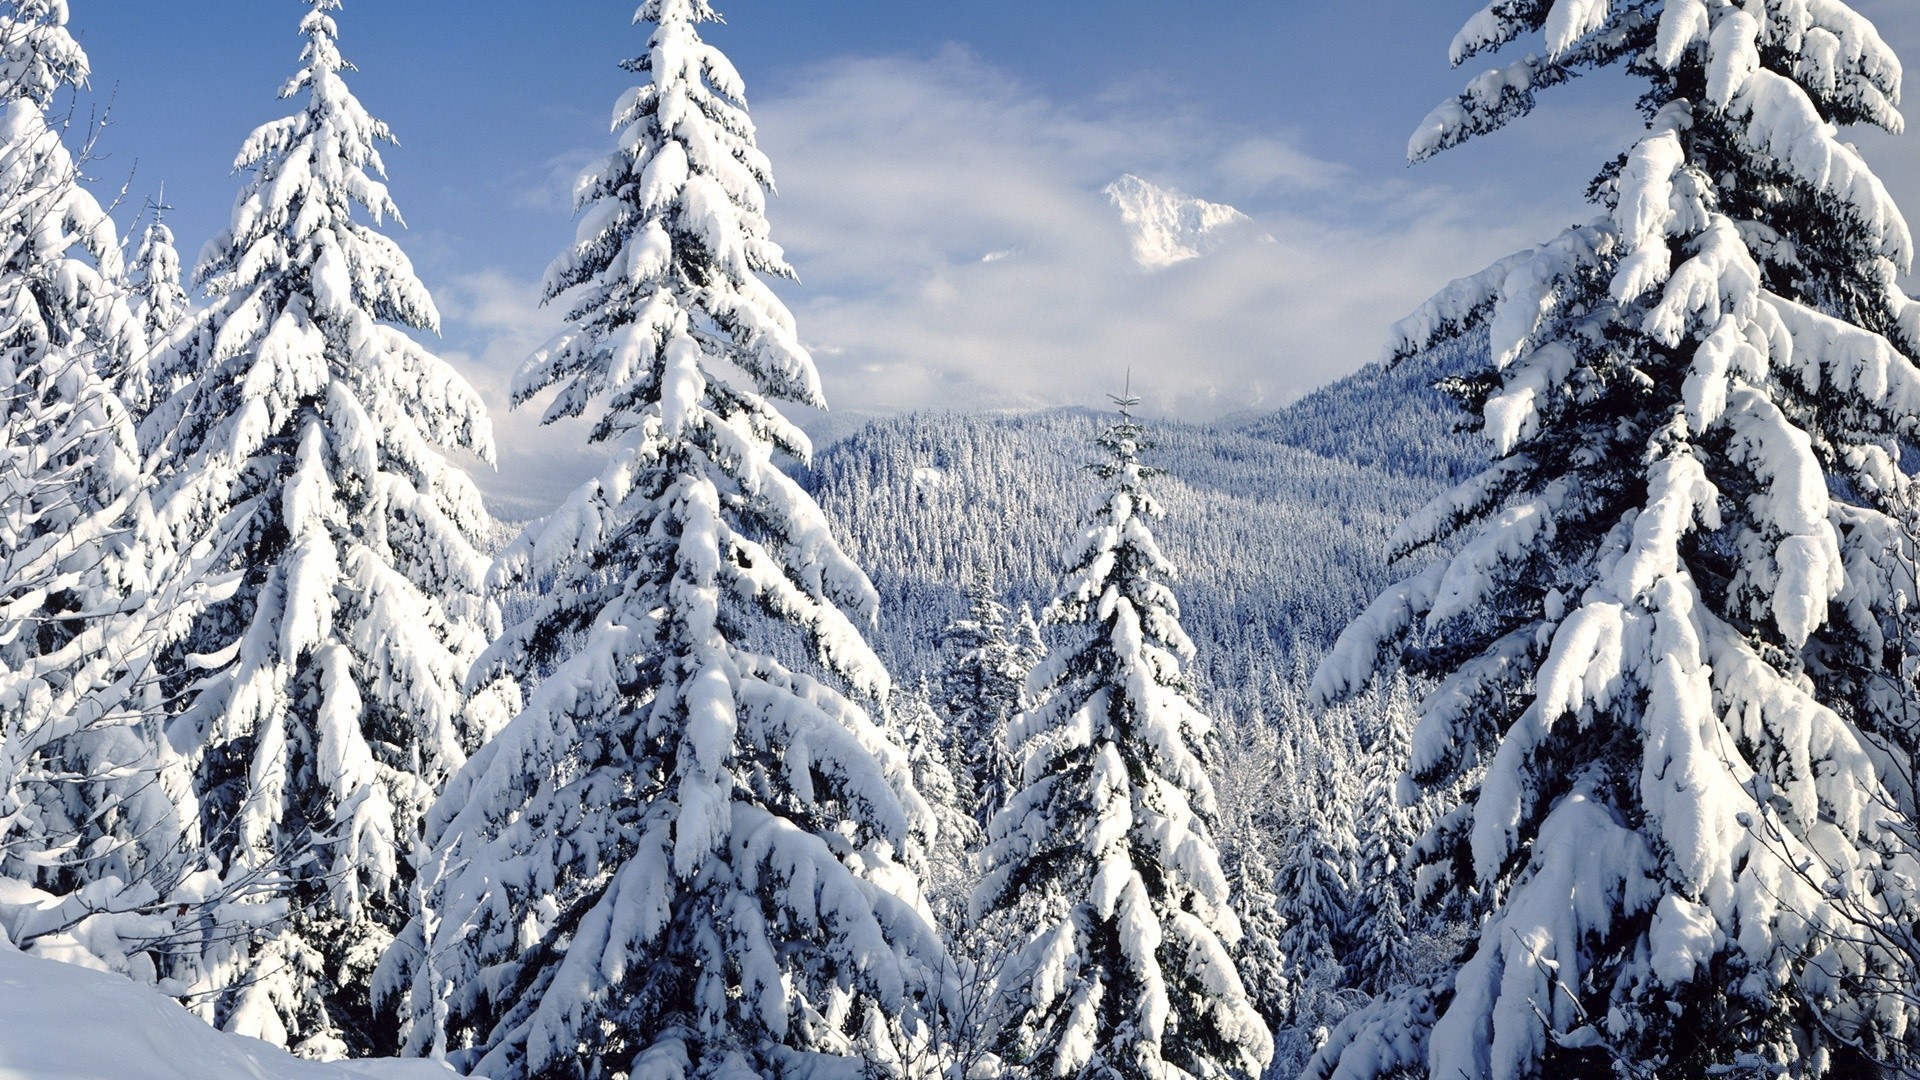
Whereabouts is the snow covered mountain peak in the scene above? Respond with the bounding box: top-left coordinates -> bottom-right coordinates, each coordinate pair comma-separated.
1105,174 -> 1256,269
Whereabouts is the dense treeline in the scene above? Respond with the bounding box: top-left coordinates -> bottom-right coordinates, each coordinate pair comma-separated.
800,345 -> 1477,724
7,0 -> 1920,1078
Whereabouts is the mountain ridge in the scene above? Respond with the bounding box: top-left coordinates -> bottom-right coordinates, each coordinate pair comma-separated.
1105,173 -> 1266,269
799,340 -> 1484,723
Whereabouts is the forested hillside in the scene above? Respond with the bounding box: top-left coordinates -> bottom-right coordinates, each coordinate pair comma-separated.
11,0 -> 1920,1076
803,340 -> 1481,719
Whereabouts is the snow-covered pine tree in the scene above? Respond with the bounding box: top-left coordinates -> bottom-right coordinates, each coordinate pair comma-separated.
1271,786 -> 1355,1047
939,572 -> 1027,827
976,394 -> 1271,1079
1012,601 -> 1045,682
1343,677 -> 1421,999
0,0 -> 198,981
887,680 -> 1001,1077
377,2 -> 945,1075
121,191 -> 188,416
1207,706 -> 1291,1047
139,0 -> 505,1054
1313,1 -> 1920,1074
890,679 -> 979,925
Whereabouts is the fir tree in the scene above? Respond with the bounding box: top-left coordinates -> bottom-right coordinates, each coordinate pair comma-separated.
122,191 -> 188,416
890,679 -> 980,927
1272,792 -> 1354,1026
378,2 -> 945,1075
1343,678 -> 1421,999
1011,602 -> 1045,686
0,0 -> 196,981
1208,706 -> 1291,1047
976,394 -> 1271,1079
1314,1 -> 1920,1074
938,572 -> 1027,827
139,0 -> 505,1054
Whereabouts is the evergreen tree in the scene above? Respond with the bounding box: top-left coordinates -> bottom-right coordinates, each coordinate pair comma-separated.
378,2 -> 945,1075
1272,790 -> 1353,1024
938,572 -> 1026,827
1208,706 -> 1291,1046
890,679 -> 979,926
0,0 -> 197,981
1314,1 -> 1920,1073
122,191 -> 188,415
1011,602 -> 1045,686
1343,678 -> 1420,999
139,0 -> 505,1054
976,395 -> 1271,1079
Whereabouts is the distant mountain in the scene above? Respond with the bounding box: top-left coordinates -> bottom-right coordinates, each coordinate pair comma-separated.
799,340 -> 1484,724
484,344 -> 1486,726
1105,174 -> 1265,269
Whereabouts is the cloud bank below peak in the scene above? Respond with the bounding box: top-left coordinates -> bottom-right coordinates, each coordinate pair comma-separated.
747,47 -> 1574,421
441,46 -> 1614,510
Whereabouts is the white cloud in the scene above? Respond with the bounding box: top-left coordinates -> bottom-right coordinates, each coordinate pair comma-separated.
1214,134 -> 1352,198
747,47 -> 1574,421
431,269 -> 602,520
449,36 -> 1920,510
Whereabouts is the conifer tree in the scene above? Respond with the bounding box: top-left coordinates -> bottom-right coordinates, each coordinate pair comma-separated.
0,0 -> 198,980
976,394 -> 1271,1079
1343,680 -> 1421,999
122,192 -> 188,415
1272,796 -> 1353,1019
1314,1 -> 1920,1073
378,3 -> 945,1075
938,572 -> 1027,826
139,0 -> 505,1054
1011,602 -> 1045,684
890,679 -> 979,926
1208,707 -> 1291,1044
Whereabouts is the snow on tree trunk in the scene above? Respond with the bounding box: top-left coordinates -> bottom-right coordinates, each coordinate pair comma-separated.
975,396 -> 1272,1079
139,0 -> 508,1056
375,2 -> 946,1076
1313,2 -> 1920,1075
0,0 -> 202,988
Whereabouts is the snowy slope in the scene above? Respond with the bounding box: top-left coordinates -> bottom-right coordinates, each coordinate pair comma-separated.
0,946 -> 462,1080
797,342 -> 1479,723
1105,173 -> 1262,268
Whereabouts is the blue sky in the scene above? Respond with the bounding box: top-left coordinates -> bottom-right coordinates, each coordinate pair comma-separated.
68,1 -> 1920,512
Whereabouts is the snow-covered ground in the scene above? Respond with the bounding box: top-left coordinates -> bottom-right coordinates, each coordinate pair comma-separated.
0,946 -> 462,1080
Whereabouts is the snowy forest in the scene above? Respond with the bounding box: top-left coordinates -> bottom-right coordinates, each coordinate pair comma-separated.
6,0 -> 1920,1077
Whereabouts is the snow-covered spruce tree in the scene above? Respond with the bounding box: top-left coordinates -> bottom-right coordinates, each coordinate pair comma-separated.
889,680 -> 1004,1079
1012,601 -> 1045,680
376,2 -> 945,1075
139,0 -> 506,1054
1343,678 -> 1422,1000
1271,783 -> 1356,1064
0,0 -> 201,981
939,572 -> 1028,827
1207,706 -> 1291,1052
121,193 -> 188,416
1313,2 -> 1920,1074
890,679 -> 979,925
976,396 -> 1271,1079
